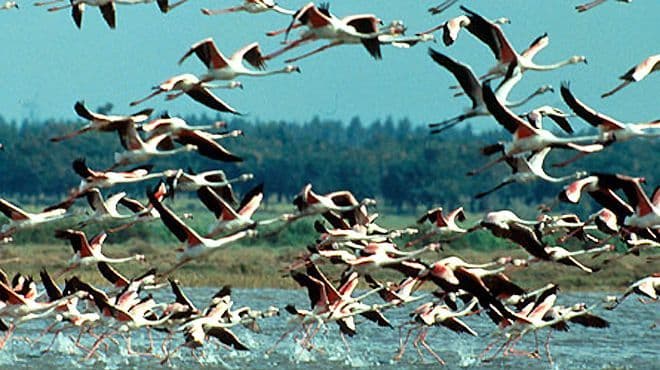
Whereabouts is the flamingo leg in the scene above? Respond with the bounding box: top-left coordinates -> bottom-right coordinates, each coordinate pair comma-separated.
165,0 -> 188,11
428,0 -> 458,15
263,35 -> 315,60
200,5 -> 243,15
130,89 -> 164,106
265,325 -> 297,355
467,156 -> 505,176
284,41 -> 343,63
50,126 -> 91,142
405,231 -> 437,248
475,180 -> 515,199
47,3 -> 72,11
393,325 -> 415,361
34,0 -> 64,6
576,0 -> 607,12
411,328 -> 426,361
420,332 -> 446,365
266,23 -> 303,37
165,91 -> 185,101
0,324 -> 15,350
601,80 -> 632,98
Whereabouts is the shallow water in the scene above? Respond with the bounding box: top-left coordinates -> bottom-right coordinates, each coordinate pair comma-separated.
2,289 -> 658,369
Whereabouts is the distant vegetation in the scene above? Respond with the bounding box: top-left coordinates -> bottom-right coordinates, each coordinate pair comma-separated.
1,109 -> 657,219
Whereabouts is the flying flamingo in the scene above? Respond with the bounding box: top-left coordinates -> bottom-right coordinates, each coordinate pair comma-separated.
198,183 -> 264,237
54,229 -> 145,275
130,74 -> 242,114
427,0 -> 458,15
162,168 -> 252,198
428,49 -> 553,134
576,0 -> 632,13
602,54 -> 660,97
469,82 -> 603,176
48,0 -> 117,29
146,186 -> 257,274
50,101 -> 153,142
201,0 -> 294,16
73,188 -> 138,228
110,121 -> 199,168
562,83 -> 660,142
606,273 -> 659,309
460,6 -> 587,82
418,15 -> 510,46
263,2 -> 395,62
0,197 -> 74,239
178,38 -> 300,82
395,299 -> 478,364
473,148 -> 588,199
407,206 -> 468,246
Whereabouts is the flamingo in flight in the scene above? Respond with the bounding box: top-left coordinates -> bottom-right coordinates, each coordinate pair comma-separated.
473,148 -> 588,199
418,15 -> 510,46
602,54 -> 660,98
48,0 -> 117,29
427,0 -> 458,15
71,157 -> 164,194
198,183 -> 264,237
469,82 -> 603,176
606,273 -> 659,309
146,186 -> 256,274
50,101 -> 153,142
576,0 -> 632,13
75,188 -> 137,228
178,38 -> 300,82
201,0 -> 294,16
395,299 -> 478,364
54,229 -> 145,275
562,83 -> 660,142
130,74 -> 243,114
162,168 -> 252,199
110,121 -> 198,168
0,197 -> 73,239
263,2 -> 395,63
427,49 -> 553,134
460,6 -> 587,82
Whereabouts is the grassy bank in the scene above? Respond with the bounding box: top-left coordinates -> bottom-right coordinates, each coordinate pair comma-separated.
0,240 -> 655,292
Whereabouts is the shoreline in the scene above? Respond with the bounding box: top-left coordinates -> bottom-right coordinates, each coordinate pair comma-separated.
0,242 -> 654,292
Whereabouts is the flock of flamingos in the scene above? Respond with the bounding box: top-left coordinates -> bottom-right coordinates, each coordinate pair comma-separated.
0,0 -> 658,366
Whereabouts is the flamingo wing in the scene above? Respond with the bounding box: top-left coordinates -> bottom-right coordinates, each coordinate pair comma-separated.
238,183 -> 264,218
175,130 -> 243,162
428,48 -> 482,109
98,1 -> 115,29
345,15 -> 382,59
169,279 -> 198,311
560,83 -> 625,130
206,327 -> 249,350
461,6 -> 516,63
196,186 -> 238,220
482,81 -> 535,135
185,86 -> 241,115
39,269 -> 63,302
147,186 -> 204,246
520,33 -> 549,60
233,42 -> 266,70
178,38 -> 229,69
0,198 -> 30,221
97,262 -> 129,288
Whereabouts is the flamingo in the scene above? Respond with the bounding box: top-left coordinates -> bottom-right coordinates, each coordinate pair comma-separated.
0,197 -> 73,239
559,173 -> 636,219
50,101 -> 153,142
576,0 -> 632,13
561,83 -> 660,142
427,0 -> 458,15
474,148 -> 588,199
407,206 -> 468,247
48,0 -> 117,29
201,0 -> 294,16
602,54 -> 660,98
163,168 -> 252,198
606,273 -> 659,309
0,1 -> 18,10
54,229 -> 145,275
198,183 -> 264,237
460,6 -> 587,82
75,188 -> 136,227
263,2 -> 396,62
428,49 -> 553,134
612,177 -> 660,230
146,186 -> 256,274
469,82 -> 603,176
72,158 -> 163,194
179,38 -> 300,82
110,121 -> 199,168
96,262 -> 164,291
139,116 -> 229,138
395,299 -> 478,364
129,74 -> 242,114
114,0 -> 188,13
418,15 -> 510,46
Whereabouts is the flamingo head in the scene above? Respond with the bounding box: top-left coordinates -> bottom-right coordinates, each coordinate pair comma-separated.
570,55 -> 588,65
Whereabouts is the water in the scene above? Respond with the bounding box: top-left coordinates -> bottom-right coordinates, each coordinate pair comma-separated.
2,289 -> 658,369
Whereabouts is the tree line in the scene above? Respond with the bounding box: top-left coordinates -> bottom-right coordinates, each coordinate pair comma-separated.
0,110 -> 657,217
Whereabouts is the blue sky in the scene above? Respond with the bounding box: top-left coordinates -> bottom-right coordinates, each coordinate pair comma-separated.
1,0 -> 658,129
